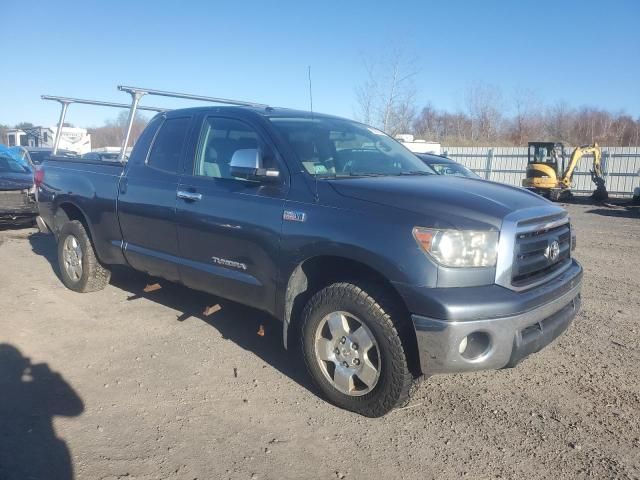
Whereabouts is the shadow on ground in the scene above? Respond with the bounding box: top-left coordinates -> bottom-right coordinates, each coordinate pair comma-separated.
552,195 -> 640,218
28,232 -> 316,399
0,344 -> 84,480
585,206 -> 640,219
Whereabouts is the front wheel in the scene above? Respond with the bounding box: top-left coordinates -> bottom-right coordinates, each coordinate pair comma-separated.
301,282 -> 413,417
57,220 -> 111,292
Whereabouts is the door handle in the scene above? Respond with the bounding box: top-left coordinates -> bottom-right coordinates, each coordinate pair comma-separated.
177,190 -> 203,201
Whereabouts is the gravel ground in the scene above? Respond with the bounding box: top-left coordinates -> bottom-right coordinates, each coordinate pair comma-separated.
1,203 -> 639,480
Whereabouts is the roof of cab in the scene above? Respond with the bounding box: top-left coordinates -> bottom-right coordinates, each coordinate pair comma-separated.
163,105 -> 348,122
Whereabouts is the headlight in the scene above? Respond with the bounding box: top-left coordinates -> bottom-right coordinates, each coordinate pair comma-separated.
412,227 -> 499,267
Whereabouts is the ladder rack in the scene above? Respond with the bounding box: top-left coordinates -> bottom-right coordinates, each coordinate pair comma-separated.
116,85 -> 269,161
41,95 -> 167,156
117,85 -> 268,108
42,86 -> 270,161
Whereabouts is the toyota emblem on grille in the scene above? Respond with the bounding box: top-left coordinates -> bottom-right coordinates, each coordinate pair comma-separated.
545,240 -> 561,262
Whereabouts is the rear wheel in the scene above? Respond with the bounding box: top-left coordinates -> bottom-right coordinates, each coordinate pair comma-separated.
301,282 -> 412,417
57,220 -> 111,292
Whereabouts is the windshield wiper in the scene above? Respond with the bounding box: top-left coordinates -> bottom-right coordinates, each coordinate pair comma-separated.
398,171 -> 432,176
350,172 -> 389,177
329,172 -> 389,178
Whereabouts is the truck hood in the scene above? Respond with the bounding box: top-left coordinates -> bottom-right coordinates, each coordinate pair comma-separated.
328,175 -> 552,230
0,172 -> 33,191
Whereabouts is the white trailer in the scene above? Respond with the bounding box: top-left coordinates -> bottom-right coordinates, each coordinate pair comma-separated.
5,126 -> 92,155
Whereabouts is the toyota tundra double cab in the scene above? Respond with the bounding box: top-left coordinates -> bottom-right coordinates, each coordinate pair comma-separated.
36,106 -> 582,416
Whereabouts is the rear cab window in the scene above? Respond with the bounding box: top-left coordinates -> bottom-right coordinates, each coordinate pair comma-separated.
146,117 -> 191,173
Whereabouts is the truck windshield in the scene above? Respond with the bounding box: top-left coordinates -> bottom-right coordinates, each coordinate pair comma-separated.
269,117 -> 434,177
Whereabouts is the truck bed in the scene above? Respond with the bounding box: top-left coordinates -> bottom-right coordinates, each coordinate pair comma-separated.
37,157 -> 127,265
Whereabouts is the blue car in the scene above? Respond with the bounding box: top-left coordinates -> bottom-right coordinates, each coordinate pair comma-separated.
10,146 -> 77,168
416,153 -> 481,179
0,147 -> 37,226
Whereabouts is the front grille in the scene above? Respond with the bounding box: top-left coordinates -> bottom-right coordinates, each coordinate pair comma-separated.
0,190 -> 36,213
511,222 -> 571,287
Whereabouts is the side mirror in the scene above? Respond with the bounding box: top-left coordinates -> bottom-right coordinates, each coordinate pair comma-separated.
229,148 -> 280,182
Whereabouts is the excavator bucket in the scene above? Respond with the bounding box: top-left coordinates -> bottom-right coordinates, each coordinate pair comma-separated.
591,173 -> 609,202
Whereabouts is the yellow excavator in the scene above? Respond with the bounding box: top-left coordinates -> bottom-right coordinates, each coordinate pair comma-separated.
522,142 -> 608,201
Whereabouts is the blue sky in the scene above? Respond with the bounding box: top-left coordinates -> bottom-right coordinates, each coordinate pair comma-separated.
3,0 -> 639,128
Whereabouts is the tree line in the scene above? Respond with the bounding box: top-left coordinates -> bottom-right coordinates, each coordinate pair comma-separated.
86,112 -> 149,149
412,97 -> 640,147
355,51 -> 640,147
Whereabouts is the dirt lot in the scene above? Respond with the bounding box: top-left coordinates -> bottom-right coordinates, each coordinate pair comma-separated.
1,203 -> 639,480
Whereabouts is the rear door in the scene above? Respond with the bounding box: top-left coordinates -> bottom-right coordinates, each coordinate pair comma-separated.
118,114 -> 193,281
175,114 -> 288,314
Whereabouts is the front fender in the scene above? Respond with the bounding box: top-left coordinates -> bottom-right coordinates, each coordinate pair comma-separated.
280,202 -> 438,289
277,201 -> 438,349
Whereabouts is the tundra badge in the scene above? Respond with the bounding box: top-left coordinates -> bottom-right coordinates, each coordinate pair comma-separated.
211,256 -> 247,271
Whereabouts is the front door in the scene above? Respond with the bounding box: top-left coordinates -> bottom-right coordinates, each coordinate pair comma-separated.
175,115 -> 288,314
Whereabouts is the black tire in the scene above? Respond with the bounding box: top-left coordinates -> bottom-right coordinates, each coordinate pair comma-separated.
301,281 -> 413,417
57,220 -> 111,292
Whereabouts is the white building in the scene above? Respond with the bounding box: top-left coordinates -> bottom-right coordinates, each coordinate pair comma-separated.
5,126 -> 91,154
395,134 -> 441,155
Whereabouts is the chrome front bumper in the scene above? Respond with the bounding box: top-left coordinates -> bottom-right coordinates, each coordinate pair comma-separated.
413,280 -> 582,375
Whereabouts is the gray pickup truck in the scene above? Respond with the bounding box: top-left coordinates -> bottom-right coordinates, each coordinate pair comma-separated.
36,103 -> 582,416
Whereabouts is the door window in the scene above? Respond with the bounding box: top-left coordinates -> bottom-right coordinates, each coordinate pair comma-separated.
194,117 -> 276,180
147,117 -> 191,173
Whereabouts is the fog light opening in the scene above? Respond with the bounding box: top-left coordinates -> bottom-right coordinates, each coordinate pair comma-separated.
458,335 -> 468,354
459,332 -> 491,360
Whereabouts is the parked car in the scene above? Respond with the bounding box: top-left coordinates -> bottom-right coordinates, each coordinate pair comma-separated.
417,153 -> 481,179
36,107 -> 582,416
15,147 -> 77,168
82,151 -> 123,162
0,150 -> 37,226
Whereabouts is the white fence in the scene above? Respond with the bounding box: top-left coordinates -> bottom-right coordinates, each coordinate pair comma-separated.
442,146 -> 640,197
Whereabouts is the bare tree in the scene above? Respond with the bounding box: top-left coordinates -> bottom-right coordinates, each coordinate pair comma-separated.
545,101 -> 574,143
387,96 -> 417,135
465,83 -> 503,142
413,103 -> 439,140
413,105 -> 474,144
379,50 -> 418,135
355,60 -> 379,126
88,111 -> 149,149
509,88 -> 544,144
355,48 -> 418,135
0,124 -> 9,144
